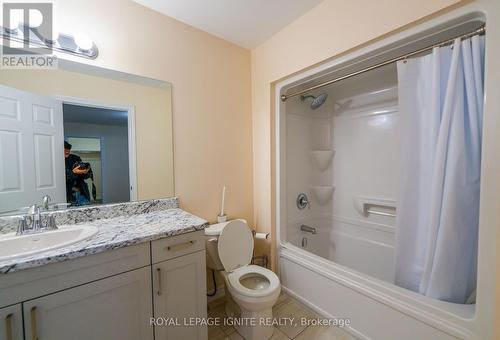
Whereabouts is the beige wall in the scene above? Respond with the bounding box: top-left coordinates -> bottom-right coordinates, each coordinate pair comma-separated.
0,68 -> 174,200
250,0 -> 461,263
52,0 -> 253,223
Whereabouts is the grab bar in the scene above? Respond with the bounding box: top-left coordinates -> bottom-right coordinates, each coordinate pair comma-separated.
366,208 -> 396,217
354,197 -> 396,218
300,224 -> 317,234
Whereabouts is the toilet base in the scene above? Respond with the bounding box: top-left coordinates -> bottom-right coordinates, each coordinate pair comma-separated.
235,307 -> 274,340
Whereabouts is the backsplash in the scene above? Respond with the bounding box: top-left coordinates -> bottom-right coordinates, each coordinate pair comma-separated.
0,197 -> 179,234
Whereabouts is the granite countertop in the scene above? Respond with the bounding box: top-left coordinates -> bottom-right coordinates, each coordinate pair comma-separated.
0,199 -> 208,274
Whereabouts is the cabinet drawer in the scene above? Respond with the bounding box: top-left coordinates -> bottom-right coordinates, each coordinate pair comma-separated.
151,231 -> 204,264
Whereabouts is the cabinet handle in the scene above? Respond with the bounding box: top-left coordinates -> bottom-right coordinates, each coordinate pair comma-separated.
166,240 -> 195,251
30,306 -> 39,340
156,268 -> 162,296
5,314 -> 13,340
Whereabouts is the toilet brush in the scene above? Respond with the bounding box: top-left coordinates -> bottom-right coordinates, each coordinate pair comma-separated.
217,186 -> 227,223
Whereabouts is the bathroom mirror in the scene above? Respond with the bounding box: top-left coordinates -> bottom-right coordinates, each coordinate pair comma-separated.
0,60 -> 174,215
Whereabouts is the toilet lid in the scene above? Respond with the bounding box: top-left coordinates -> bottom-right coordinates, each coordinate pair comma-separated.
217,220 -> 254,272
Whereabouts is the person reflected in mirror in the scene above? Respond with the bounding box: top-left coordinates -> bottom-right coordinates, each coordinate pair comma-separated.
64,141 -> 91,206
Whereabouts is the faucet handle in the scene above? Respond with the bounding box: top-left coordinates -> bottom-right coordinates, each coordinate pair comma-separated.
28,204 -> 39,215
46,215 -> 58,230
42,195 -> 51,210
28,204 -> 38,215
16,217 -> 29,235
296,193 -> 311,210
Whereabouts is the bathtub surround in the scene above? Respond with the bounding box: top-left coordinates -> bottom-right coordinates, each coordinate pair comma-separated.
250,0 -> 461,265
274,4 -> 499,338
0,198 -> 208,273
395,36 -> 484,304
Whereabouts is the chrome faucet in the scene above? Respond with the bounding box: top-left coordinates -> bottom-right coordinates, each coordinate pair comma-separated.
29,204 -> 42,231
42,195 -> 51,210
16,204 -> 57,235
300,224 -> 317,234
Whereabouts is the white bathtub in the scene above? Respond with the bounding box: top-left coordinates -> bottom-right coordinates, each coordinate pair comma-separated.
280,215 -> 476,339
289,216 -> 395,282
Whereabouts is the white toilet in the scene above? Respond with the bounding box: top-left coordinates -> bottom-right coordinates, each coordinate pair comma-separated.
205,219 -> 281,340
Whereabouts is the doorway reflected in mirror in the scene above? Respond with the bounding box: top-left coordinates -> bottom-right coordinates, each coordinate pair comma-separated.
63,104 -> 130,207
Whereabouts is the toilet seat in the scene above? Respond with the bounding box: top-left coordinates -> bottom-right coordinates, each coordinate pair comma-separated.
217,220 -> 254,272
226,265 -> 280,298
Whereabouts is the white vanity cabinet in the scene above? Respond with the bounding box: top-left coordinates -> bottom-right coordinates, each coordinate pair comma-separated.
152,230 -> 208,340
23,267 -> 153,340
0,304 -> 23,340
0,230 -> 207,340
153,251 -> 207,340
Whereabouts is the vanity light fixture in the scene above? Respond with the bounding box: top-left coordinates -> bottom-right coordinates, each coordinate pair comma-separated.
74,34 -> 93,52
1,22 -> 98,59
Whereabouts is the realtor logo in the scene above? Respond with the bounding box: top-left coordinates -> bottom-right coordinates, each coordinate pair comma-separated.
1,2 -> 58,69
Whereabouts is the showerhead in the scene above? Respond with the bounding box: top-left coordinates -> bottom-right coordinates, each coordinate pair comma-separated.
300,93 -> 328,110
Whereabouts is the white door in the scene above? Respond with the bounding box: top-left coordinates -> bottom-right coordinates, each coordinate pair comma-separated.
0,304 -> 23,340
0,84 -> 65,213
23,267 -> 153,340
153,250 -> 208,340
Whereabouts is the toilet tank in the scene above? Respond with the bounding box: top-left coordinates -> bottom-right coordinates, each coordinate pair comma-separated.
205,235 -> 224,271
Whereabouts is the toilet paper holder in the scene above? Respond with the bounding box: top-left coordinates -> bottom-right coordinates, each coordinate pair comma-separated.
208,229 -> 269,243
252,229 -> 270,240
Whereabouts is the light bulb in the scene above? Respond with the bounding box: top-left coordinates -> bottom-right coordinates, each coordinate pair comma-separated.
28,9 -> 43,28
74,34 -> 93,51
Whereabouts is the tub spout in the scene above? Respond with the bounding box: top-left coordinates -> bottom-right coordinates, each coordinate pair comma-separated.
300,224 -> 316,234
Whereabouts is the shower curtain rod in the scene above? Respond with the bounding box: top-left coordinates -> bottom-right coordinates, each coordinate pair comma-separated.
280,25 -> 486,102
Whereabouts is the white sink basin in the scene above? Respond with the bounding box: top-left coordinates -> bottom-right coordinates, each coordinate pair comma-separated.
0,225 -> 98,261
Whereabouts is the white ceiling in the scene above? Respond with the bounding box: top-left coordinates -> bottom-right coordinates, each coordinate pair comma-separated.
133,0 -> 324,48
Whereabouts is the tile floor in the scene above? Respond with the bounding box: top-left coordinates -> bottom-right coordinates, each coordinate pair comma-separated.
207,292 -> 355,340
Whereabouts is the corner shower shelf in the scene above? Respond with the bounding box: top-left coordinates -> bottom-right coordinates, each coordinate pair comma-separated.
311,186 -> 335,205
311,150 -> 335,171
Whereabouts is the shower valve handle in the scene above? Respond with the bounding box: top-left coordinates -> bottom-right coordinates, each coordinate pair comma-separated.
296,193 -> 310,210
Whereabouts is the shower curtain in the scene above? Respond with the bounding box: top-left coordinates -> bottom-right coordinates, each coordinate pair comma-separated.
394,35 -> 484,304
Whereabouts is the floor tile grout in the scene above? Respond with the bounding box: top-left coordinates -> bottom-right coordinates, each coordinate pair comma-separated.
208,292 -> 354,340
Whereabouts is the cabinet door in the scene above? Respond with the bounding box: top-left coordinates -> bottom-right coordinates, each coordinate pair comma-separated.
23,267 -> 153,340
0,304 -> 22,340
153,250 -> 207,340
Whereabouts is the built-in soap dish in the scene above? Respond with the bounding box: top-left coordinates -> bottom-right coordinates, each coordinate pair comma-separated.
311,186 -> 335,205
311,150 -> 335,171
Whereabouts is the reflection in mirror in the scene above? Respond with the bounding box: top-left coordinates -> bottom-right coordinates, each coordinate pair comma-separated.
64,105 -> 130,206
0,63 -> 173,216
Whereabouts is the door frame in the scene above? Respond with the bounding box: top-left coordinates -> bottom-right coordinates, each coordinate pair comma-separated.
65,136 -> 104,202
55,95 -> 138,202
